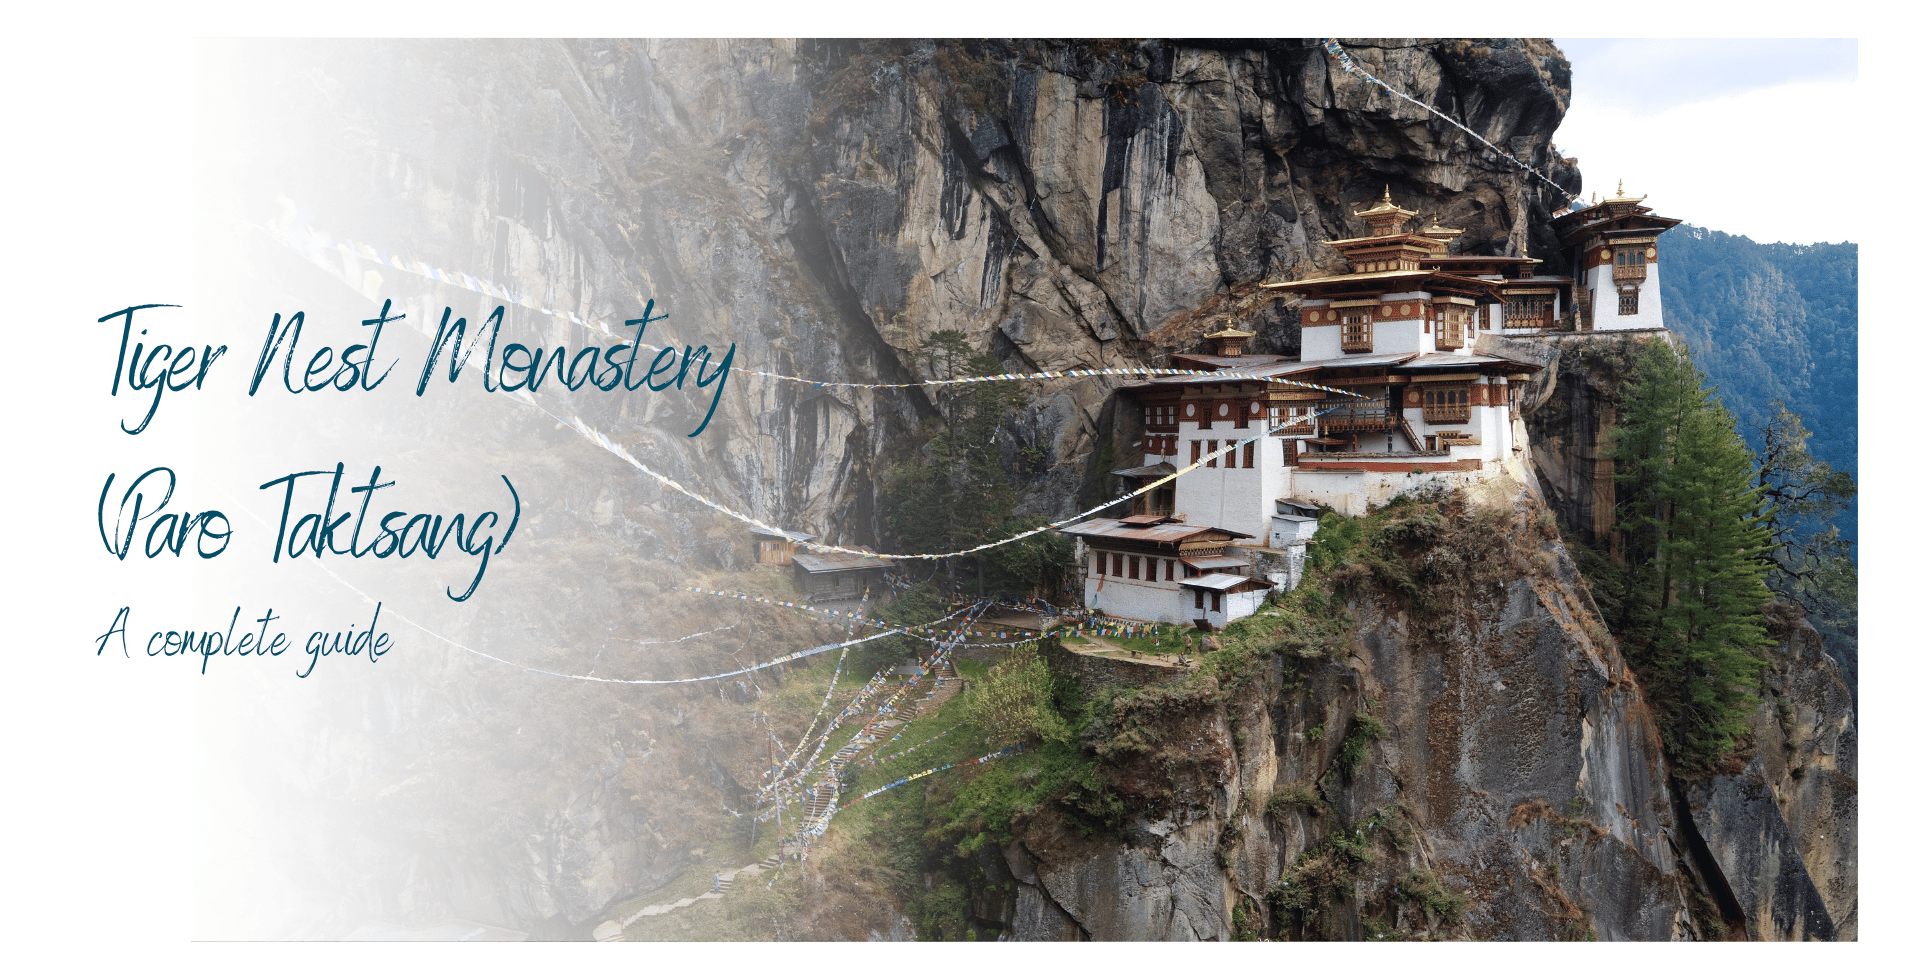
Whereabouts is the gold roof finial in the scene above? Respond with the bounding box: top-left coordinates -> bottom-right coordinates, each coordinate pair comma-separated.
1204,312 -> 1256,339
1382,185 -> 1393,205
1603,180 -> 1646,205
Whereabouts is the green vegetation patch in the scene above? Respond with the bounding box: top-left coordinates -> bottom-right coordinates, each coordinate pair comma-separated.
1335,713 -> 1388,781
1267,782 -> 1330,819
1394,869 -> 1466,925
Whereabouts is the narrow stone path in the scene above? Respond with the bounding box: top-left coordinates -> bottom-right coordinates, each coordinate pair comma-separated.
592,850 -> 785,941
1068,636 -> 1190,667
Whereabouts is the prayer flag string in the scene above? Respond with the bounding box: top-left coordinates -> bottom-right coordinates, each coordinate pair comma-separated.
1322,39 -> 1578,207
269,209 -> 1360,392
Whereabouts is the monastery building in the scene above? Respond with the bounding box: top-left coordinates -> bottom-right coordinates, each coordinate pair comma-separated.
1062,185 -> 1677,628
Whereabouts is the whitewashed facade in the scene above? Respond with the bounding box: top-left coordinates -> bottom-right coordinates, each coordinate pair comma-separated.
1070,187 -> 1676,628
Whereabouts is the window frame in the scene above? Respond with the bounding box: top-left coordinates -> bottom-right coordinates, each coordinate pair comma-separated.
1341,309 -> 1373,353
1504,294 -> 1551,330
1436,304 -> 1466,350
1613,247 -> 1647,281
1421,385 -> 1471,424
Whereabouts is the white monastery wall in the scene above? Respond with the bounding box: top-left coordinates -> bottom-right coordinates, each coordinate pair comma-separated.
1301,323 -> 1342,361
1374,317 -> 1427,356
1191,588 -> 1268,629
1591,261 -> 1664,331
1085,568 -> 1183,623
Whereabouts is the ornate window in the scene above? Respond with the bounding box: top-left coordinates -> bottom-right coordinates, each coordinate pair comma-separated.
1618,287 -> 1640,316
1341,309 -> 1373,353
1191,440 -> 1201,465
1224,440 -> 1237,468
1206,440 -> 1219,467
1437,305 -> 1467,350
1422,386 -> 1470,424
1504,294 -> 1551,329
1613,248 -> 1647,281
1243,441 -> 1255,468
1096,551 -> 1107,575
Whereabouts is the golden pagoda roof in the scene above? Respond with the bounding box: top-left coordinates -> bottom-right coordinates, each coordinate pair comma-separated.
1321,233 -> 1441,250
1352,185 -> 1419,220
1259,268 -> 1428,290
1258,268 -> 1500,294
1204,318 -> 1256,339
1603,179 -> 1645,205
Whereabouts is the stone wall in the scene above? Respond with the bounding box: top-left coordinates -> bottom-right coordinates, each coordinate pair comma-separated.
1043,642 -> 1185,693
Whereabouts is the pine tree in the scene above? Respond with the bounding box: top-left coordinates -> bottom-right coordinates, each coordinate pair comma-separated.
1608,340 -> 1773,774
1650,406 -> 1774,771
1756,402 -> 1857,654
883,330 -> 1029,593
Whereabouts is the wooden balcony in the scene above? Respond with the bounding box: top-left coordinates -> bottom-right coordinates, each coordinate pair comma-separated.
1318,398 -> 1395,432
1320,411 -> 1397,433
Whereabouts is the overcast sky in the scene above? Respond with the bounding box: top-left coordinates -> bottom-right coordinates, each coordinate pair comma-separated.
1551,38 -> 1857,245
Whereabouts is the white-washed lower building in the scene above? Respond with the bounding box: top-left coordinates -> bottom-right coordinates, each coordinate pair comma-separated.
1061,516 -> 1274,627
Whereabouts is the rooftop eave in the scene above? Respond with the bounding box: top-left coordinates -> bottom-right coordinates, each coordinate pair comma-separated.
1259,268 -> 1433,292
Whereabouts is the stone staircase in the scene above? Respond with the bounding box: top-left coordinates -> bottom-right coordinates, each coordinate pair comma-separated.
800,779 -> 839,827
821,662 -> 964,773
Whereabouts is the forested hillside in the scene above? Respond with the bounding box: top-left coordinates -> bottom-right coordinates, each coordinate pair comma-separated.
1655,226 -> 1857,541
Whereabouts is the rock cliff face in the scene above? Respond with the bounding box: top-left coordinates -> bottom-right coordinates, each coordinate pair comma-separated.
981,495 -> 1854,942
211,37 -> 1578,541
194,39 -> 1852,939
1682,603 -> 1857,941
985,497 -> 1701,941
1509,335 -> 1858,941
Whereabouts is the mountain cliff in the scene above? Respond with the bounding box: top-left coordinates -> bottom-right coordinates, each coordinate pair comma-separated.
192,38 -> 1852,940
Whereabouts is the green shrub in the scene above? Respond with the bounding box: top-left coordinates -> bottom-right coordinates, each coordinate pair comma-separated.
1231,897 -> 1261,941
1268,826 -> 1375,939
1394,869 -> 1466,924
1266,783 -> 1329,819
1335,713 -> 1388,780
964,645 -> 1070,746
